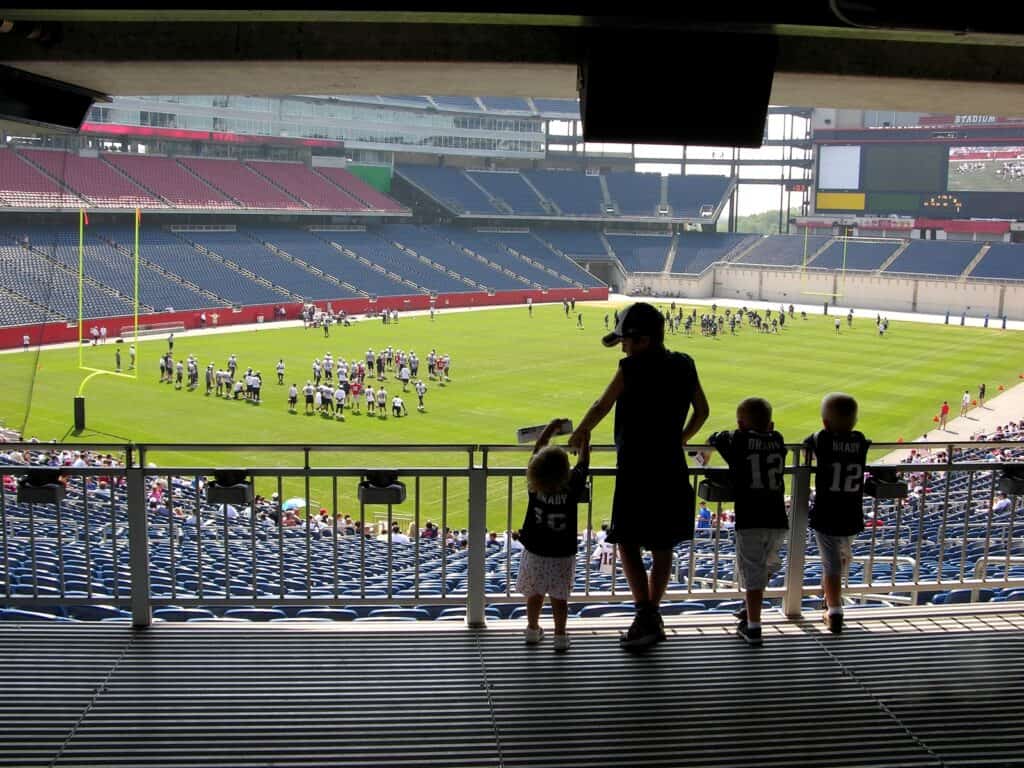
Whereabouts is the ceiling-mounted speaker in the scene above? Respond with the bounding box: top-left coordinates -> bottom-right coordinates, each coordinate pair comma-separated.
0,65 -> 108,132
579,29 -> 777,148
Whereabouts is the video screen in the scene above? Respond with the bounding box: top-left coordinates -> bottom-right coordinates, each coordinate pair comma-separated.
948,146 -> 1024,191
861,144 -> 947,192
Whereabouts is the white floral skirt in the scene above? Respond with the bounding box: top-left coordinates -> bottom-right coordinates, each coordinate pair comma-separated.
515,550 -> 575,601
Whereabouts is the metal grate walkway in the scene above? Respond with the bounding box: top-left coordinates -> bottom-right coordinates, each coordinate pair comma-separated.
2,606 -> 1023,768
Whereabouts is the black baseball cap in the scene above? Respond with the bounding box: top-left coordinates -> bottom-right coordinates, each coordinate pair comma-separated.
601,302 -> 665,347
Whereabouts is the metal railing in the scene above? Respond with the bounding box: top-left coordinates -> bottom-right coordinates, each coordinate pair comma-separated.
1,441 -> 1022,627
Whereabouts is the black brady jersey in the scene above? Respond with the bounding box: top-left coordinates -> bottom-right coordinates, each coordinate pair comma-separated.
708,429 -> 788,530
805,430 -> 871,536
519,463 -> 588,557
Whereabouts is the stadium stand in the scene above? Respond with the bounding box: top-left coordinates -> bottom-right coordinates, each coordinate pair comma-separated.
479,97 -> 532,112
666,175 -> 733,218
378,95 -> 432,108
0,149 -> 81,208
605,233 -> 673,272
738,235 -> 832,266
396,166 -> 503,214
431,95 -> 482,111
249,228 -> 416,297
0,290 -> 60,327
0,243 -> 134,319
396,166 -> 501,215
434,226 -> 571,287
884,240 -> 984,276
813,239 -> 903,271
122,230 -> 287,305
671,232 -> 751,274
483,231 -> 605,287
19,149 -> 164,208
2,423 -> 1022,615
535,227 -> 610,259
967,242 -> 1024,280
177,158 -> 306,210
380,224 -> 528,290
312,167 -> 407,212
102,154 -> 238,209
15,226 -> 218,311
604,173 -> 662,217
183,230 -> 358,299
246,161 -> 366,211
523,170 -> 605,216
465,171 -> 548,216
324,230 -> 473,294
531,98 -> 580,114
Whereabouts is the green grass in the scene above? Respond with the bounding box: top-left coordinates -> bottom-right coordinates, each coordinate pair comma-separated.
4,302 -> 1023,529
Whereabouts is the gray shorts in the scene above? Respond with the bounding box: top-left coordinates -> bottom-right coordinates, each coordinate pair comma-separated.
734,528 -> 787,591
814,531 -> 854,577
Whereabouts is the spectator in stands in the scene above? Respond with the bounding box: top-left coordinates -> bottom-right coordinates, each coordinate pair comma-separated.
803,393 -> 871,635
570,302 -> 708,650
993,491 -> 1012,515
697,501 -> 712,530
517,418 -> 589,653
708,397 -> 788,647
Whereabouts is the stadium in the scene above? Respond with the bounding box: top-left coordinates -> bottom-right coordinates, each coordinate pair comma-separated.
2,6 -> 1024,768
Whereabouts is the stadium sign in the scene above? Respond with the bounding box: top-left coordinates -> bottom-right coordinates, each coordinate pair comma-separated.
954,115 -> 997,125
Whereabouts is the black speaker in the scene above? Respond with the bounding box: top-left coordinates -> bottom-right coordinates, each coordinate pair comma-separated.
73,396 -> 86,432
0,65 -> 107,132
579,30 -> 777,148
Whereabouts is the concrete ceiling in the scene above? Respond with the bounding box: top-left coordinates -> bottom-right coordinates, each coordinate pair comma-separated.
2,8 -> 1024,114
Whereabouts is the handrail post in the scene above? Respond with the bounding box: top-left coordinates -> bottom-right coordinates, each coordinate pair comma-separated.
466,465 -> 487,628
783,450 -> 811,620
127,466 -> 152,628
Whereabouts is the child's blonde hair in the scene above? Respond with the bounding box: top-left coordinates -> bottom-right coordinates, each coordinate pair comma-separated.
527,446 -> 571,495
821,392 -> 859,431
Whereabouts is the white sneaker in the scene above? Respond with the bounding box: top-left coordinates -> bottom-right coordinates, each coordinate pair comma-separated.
524,626 -> 544,645
553,633 -> 570,653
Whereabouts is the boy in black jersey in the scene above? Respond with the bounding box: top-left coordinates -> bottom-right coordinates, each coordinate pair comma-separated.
804,393 -> 870,634
708,397 -> 788,647
517,418 -> 589,653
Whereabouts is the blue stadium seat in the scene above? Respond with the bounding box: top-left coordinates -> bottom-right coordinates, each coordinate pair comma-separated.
576,603 -> 635,618
0,608 -> 69,621
366,607 -> 431,620
153,607 -> 215,622
296,608 -> 358,621
969,242 -> 1024,279
885,240 -> 982,276
739,235 -> 831,266
659,602 -> 710,615
223,608 -> 287,621
65,604 -> 129,621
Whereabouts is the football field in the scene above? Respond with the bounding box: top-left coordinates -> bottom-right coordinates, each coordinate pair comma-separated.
3,301 -> 1023,528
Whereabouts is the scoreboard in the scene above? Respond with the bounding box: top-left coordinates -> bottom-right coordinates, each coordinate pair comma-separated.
813,132 -> 1024,219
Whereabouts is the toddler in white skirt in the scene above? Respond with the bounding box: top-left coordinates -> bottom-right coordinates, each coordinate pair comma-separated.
516,418 -> 590,652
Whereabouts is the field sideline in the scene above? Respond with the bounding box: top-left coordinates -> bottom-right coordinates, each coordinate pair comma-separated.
3,300 -> 1023,528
